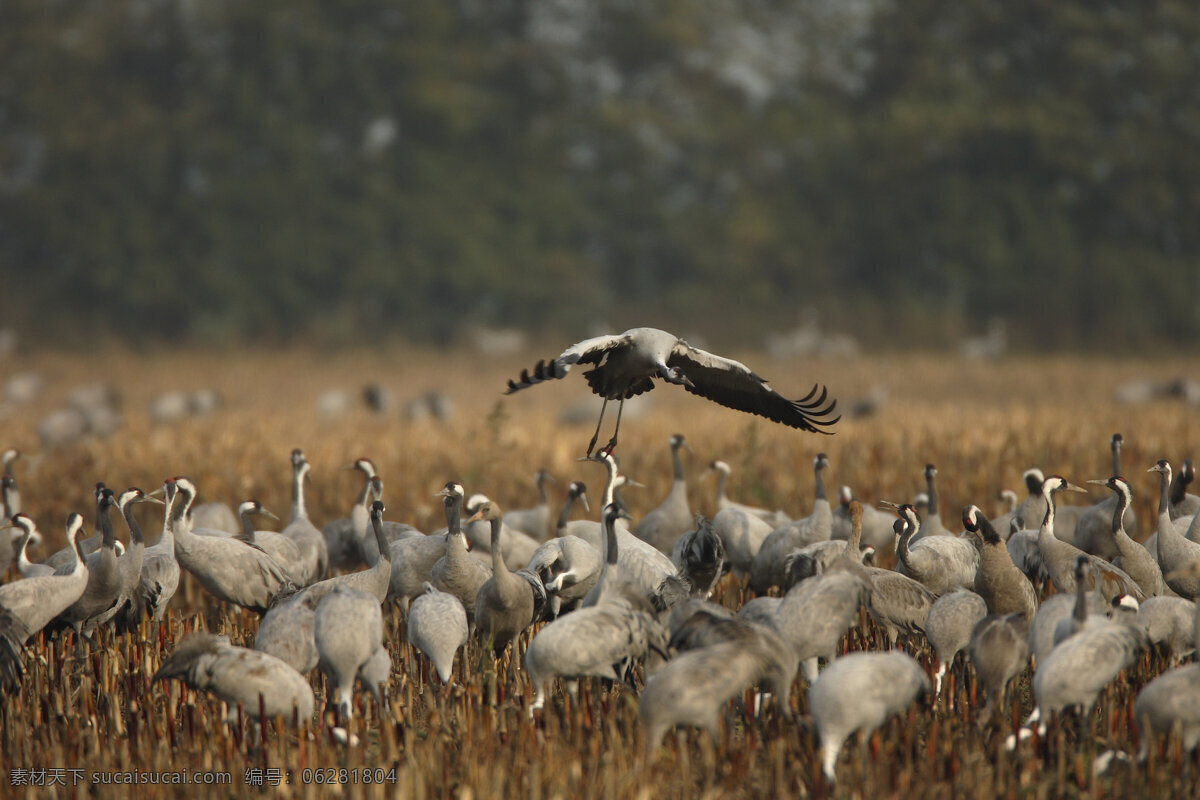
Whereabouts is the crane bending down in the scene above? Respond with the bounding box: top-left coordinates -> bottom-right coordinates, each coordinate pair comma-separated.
504,327 -> 839,455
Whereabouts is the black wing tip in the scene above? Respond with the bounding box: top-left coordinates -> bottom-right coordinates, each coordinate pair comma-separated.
504,358 -> 564,394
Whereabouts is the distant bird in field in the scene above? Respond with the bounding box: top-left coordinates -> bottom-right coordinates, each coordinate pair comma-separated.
504,327 -> 839,455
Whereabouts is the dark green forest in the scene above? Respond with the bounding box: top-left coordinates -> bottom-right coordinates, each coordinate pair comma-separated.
2,0 -> 1198,351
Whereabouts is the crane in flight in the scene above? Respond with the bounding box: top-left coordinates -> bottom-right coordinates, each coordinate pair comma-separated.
504,327 -> 839,456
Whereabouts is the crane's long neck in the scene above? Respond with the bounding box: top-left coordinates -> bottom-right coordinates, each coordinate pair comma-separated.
291,463 -> 309,522
1039,490 -> 1057,542
170,487 -> 194,544
601,459 -> 618,509
813,462 -> 827,502
370,515 -> 390,567
671,444 -> 685,483
99,501 -> 116,550
896,524 -> 914,570
489,517 -> 507,575
1072,564 -> 1089,627
536,472 -> 550,505
238,510 -> 257,543
355,472 -> 373,507
16,529 -> 35,571
1156,467 -> 1173,528
68,527 -> 86,577
925,471 -> 939,518
556,491 -> 578,532
713,468 -> 728,506
1110,488 -> 1129,541
1111,438 -> 1123,478
123,505 -> 146,546
2,478 -> 18,517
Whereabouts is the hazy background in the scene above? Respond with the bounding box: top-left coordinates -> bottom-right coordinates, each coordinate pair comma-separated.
3,0 -> 1199,353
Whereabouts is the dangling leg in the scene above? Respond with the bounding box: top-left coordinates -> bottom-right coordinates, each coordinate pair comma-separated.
599,398 -> 626,456
586,398 -> 609,456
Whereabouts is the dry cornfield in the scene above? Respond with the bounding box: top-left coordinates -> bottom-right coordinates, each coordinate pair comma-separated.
1,345 -> 1199,799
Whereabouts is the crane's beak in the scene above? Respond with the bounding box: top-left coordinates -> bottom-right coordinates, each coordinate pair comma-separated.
1063,482 -> 1088,493
878,500 -> 903,512
136,495 -> 165,506
260,508 -> 280,522
579,493 -> 591,514
148,486 -> 166,497
1085,479 -> 1109,487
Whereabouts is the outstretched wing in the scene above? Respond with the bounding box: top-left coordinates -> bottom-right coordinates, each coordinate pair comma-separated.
504,333 -> 630,394
668,343 -> 840,434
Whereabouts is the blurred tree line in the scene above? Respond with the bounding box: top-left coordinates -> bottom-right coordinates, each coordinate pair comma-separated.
1,0 -> 1197,350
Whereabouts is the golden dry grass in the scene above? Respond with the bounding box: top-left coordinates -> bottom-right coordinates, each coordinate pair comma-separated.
1,345 -> 1199,799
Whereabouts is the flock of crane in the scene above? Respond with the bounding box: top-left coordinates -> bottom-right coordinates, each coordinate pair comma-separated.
2,328 -> 1200,784
2,430 -> 1200,779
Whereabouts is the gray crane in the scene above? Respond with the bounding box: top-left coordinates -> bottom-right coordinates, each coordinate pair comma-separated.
769,562 -> 872,682
43,483 -> 109,569
7,515 -> 53,578
432,483 -> 492,625
569,453 -> 687,610
473,500 -> 538,665
0,513 -> 89,689
832,486 -> 895,552
358,475 -> 423,566
155,632 -> 314,725
962,505 -> 1038,620
297,500 -> 393,607
407,581 -> 469,686
968,613 -> 1030,724
227,500 -> 310,586
551,480 -> 591,536
632,433 -> 693,555
1149,461 -> 1200,598
670,515 -> 726,599
865,562 -> 938,647
51,488 -> 123,644
808,651 -> 930,782
314,586 -> 387,721
464,493 -> 540,570
138,479 -> 182,622
1073,434 -> 1136,561
749,453 -> 833,593
504,327 -> 839,456
322,457 -> 377,572
704,459 -> 790,527
279,449 -> 328,584
710,506 -> 773,580
1136,595 -> 1196,663
1086,476 -> 1167,597
524,503 -> 670,714
993,468 -> 1047,541
915,464 -> 954,539
254,588 -> 320,675
1034,476 -> 1144,603
890,503 -> 977,596
1170,458 -> 1200,520
503,469 -> 555,542
109,487 -> 161,631
387,484 -> 465,612
640,618 -> 795,758
1008,596 -> 1147,748
170,477 -> 296,613
525,481 -> 600,617
1134,558 -> 1200,759
925,589 -> 988,696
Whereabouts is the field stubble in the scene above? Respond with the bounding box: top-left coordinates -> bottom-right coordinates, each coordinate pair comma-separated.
0,346 -> 1198,799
